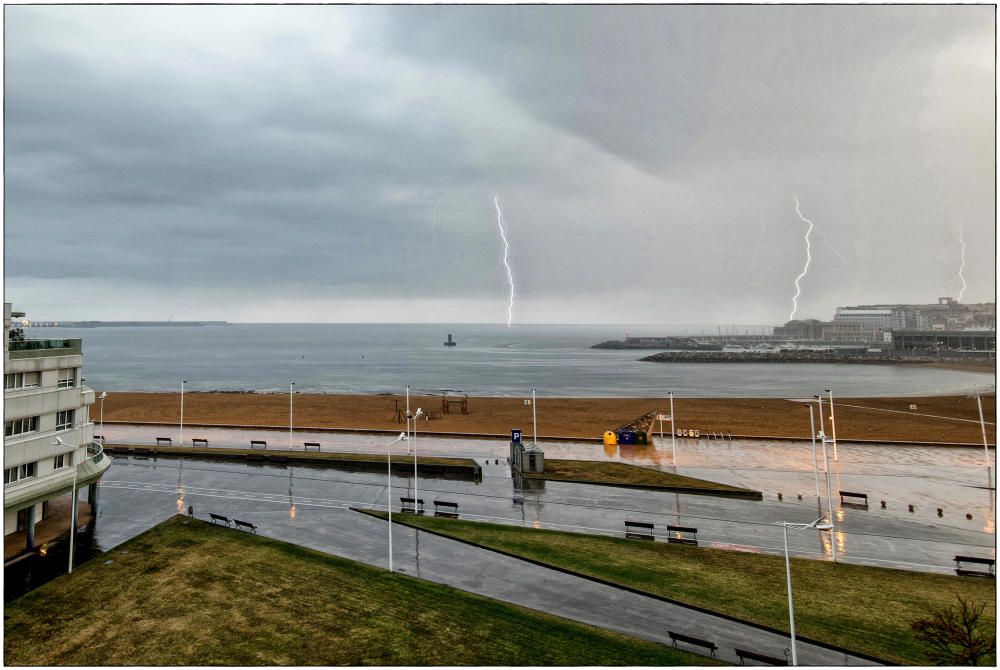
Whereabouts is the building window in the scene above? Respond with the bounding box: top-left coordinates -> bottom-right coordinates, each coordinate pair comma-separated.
57,369 -> 77,388
16,508 -> 30,532
56,410 -> 75,431
4,462 -> 37,485
53,453 -> 72,469
4,416 -> 39,437
4,372 -> 38,390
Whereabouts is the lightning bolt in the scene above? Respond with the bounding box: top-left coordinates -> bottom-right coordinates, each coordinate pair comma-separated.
957,224 -> 967,302
790,195 -> 814,321
816,229 -> 850,272
494,196 -> 515,327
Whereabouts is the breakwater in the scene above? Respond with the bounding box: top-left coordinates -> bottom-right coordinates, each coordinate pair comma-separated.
639,351 -> 983,365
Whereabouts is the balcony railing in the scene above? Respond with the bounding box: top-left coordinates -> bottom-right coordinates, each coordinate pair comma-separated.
7,339 -> 82,359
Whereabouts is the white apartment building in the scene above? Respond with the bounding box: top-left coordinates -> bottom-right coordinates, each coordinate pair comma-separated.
4,303 -> 110,555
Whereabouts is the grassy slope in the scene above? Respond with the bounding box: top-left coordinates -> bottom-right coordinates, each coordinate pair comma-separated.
531,459 -> 756,493
376,514 -> 997,665
4,516 -> 712,666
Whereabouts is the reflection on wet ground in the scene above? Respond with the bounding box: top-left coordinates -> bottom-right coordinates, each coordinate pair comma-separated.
104,423 -> 996,533
95,423 -> 995,575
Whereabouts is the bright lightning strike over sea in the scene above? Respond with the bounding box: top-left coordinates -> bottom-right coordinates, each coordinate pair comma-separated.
956,225 -> 967,302
494,196 -> 515,327
790,195 -> 814,321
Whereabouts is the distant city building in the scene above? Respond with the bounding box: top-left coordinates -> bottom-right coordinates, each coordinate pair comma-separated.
4,303 -> 110,556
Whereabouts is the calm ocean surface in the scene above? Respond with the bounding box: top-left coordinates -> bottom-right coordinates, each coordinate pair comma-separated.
28,323 -> 992,397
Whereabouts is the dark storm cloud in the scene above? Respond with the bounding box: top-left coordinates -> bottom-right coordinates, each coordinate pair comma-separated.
4,5 -> 994,322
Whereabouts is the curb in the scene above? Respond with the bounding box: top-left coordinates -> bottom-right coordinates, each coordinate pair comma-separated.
352,508 -> 893,666
97,420 -> 992,448
524,476 -> 763,500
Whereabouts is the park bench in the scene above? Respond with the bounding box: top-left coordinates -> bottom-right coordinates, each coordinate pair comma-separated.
668,631 -> 718,658
735,648 -> 788,665
155,437 -> 172,446
400,497 -> 425,514
303,441 -> 321,451
209,513 -> 231,526
250,440 -> 267,449
839,491 -> 869,507
624,520 -> 655,540
667,525 -> 698,546
192,438 -> 208,447
434,500 -> 460,518
954,555 -> 995,578
233,519 -> 257,533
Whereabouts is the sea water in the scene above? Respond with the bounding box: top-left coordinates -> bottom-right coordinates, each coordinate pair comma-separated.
27,323 -> 991,397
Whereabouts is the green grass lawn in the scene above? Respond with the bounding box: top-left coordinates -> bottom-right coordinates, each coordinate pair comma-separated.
529,459 -> 759,496
372,513 -> 997,665
4,516 -> 712,666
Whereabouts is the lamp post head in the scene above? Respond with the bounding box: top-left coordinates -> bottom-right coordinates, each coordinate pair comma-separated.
99,392 -> 107,399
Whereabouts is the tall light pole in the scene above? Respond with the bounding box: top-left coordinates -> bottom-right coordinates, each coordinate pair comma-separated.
412,408 -> 423,506
98,392 -> 107,441
55,437 -> 78,573
405,385 -> 411,453
386,432 -> 407,573
776,518 -> 834,666
532,388 -> 538,445
669,391 -> 677,467
807,405 -> 820,499
826,389 -> 838,461
818,428 -> 837,563
814,394 -> 826,441
289,382 -> 295,450
976,387 -> 993,488
179,380 -> 187,446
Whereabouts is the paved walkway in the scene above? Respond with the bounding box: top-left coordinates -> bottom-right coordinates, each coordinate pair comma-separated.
4,498 -> 93,561
94,456 -> 881,664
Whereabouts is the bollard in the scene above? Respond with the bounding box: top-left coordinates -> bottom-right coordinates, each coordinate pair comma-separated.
880,500 -> 886,509
908,504 -> 914,513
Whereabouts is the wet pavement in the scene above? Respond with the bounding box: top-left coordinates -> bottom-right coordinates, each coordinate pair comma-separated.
86,425 -> 995,663
95,454 -> 877,665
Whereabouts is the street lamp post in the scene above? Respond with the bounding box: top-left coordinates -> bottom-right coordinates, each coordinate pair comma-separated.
807,405 -> 820,499
386,432 -> 407,573
54,437 -> 79,574
826,389 -> 838,461
289,382 -> 295,449
532,388 -> 538,445
776,518 -> 834,666
98,392 -> 107,441
412,408 -> 423,506
405,385 -> 411,453
818,430 -> 837,563
975,387 -> 993,488
179,380 -> 187,446
669,391 -> 677,467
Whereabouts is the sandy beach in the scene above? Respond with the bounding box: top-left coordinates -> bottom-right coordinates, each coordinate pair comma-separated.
91,392 -> 996,444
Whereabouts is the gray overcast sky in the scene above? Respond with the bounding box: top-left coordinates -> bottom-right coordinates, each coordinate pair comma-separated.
3,5 -> 995,324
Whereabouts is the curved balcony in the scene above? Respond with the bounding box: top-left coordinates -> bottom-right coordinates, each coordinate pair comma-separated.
3,442 -> 111,512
